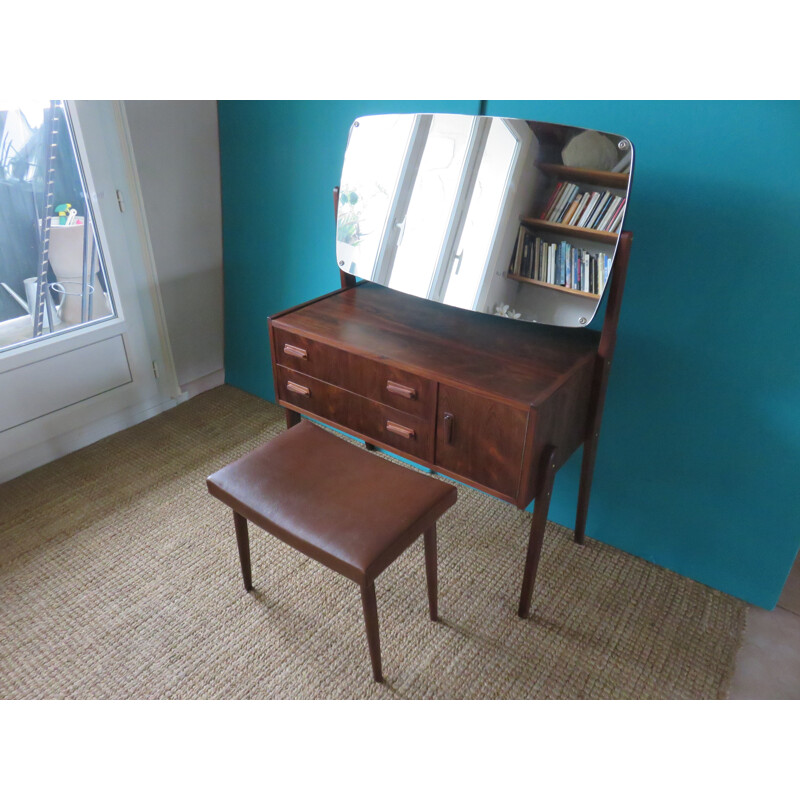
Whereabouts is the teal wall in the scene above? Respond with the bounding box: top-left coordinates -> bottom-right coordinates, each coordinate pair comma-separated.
218,100 -> 800,609
218,101 -> 478,400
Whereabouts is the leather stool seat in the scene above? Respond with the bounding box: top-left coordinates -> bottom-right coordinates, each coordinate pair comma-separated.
207,420 -> 457,682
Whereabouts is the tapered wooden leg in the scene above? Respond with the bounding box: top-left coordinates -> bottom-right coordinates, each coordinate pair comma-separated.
360,582 -> 383,682
424,525 -> 438,621
574,434 -> 599,545
518,446 -> 557,619
233,511 -> 253,591
575,351 -> 614,545
285,409 -> 301,428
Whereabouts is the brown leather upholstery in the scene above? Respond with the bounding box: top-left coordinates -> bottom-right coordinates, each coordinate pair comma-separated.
207,420 -> 457,585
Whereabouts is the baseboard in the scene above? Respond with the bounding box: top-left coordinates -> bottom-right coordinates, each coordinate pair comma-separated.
0,394 -> 180,484
179,368 -> 225,401
2,368 -> 226,485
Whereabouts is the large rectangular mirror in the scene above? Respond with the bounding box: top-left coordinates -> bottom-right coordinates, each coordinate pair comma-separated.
336,113 -> 633,327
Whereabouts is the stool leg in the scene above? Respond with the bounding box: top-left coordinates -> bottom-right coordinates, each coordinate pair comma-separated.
424,525 -> 438,622
360,582 -> 383,682
233,511 -> 253,591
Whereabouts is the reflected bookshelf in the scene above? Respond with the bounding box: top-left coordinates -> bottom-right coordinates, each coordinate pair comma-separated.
536,163 -> 630,191
507,159 -> 629,299
520,218 -> 618,246
509,224 -> 612,298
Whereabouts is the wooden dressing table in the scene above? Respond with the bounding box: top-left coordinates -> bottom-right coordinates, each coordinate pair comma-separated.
268,228 -> 632,616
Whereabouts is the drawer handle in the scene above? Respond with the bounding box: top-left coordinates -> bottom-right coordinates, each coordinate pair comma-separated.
386,380 -> 416,400
386,420 -> 416,439
283,343 -> 308,359
286,381 -> 310,397
443,412 -> 454,444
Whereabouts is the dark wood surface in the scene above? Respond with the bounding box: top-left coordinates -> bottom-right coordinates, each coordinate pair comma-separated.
269,281 -> 600,508
435,384 -> 528,498
272,282 -> 599,409
274,326 -> 436,417
334,186 -> 358,290
267,230 -> 632,610
424,526 -> 438,622
361,582 -> 382,682
276,364 -> 435,461
518,445 -> 557,618
574,230 -> 633,543
233,511 -> 252,591
263,185 -> 636,615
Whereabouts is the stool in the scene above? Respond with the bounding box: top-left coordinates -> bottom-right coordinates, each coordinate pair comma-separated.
206,420 -> 457,682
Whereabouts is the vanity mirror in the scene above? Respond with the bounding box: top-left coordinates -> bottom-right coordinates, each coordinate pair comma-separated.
336,113 -> 633,327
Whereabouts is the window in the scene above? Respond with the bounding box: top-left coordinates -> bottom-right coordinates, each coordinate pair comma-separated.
0,100 -> 115,353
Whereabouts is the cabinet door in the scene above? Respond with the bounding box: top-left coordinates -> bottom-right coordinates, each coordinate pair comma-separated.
435,385 -> 528,499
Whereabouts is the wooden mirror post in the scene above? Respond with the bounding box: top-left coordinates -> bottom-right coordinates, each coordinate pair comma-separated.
334,186 -> 357,290
574,230 -> 632,543
517,230 -> 633,617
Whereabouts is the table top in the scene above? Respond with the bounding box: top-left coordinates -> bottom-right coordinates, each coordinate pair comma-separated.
272,283 -> 600,408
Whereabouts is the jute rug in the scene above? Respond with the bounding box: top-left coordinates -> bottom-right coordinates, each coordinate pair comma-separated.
0,386 -> 745,699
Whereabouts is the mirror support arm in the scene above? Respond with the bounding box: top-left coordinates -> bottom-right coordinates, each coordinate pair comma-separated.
334,185 -> 357,290
574,230 -> 634,545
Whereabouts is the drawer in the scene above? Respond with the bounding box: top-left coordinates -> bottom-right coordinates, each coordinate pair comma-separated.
273,327 -> 434,416
276,365 -> 434,461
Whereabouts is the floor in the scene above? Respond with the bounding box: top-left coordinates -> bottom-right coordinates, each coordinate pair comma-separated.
729,551 -> 800,699
0,376 -> 795,698
0,386 -> 743,700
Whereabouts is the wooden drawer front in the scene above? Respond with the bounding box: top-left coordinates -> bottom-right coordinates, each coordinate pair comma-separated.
435,385 -> 528,499
276,366 -> 434,460
273,327 -> 434,416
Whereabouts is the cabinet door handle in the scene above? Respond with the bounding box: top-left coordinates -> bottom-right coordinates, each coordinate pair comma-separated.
386,380 -> 416,400
386,420 -> 415,439
286,381 -> 310,397
283,343 -> 308,359
443,412 -> 454,444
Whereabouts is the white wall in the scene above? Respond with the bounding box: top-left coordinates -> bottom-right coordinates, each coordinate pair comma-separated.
123,101 -> 224,394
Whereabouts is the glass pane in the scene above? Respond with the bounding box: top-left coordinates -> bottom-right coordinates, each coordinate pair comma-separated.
336,114 -> 415,280
443,118 -> 518,310
0,100 -> 115,352
337,113 -> 634,327
388,114 -> 473,297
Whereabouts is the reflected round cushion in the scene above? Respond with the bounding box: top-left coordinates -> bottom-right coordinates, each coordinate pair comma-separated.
562,130 -> 618,171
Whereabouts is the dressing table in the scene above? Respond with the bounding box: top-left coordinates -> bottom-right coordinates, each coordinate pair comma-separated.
268,114 -> 634,617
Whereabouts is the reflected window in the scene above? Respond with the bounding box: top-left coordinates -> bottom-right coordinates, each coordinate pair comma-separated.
336,113 -> 632,327
388,114 -> 473,298
442,118 -> 519,310
0,100 -> 115,353
336,114 -> 415,280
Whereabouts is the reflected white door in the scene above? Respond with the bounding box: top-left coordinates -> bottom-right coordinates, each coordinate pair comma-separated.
0,101 -> 177,482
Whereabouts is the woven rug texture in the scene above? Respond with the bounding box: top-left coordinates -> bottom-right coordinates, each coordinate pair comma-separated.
0,386 -> 745,699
